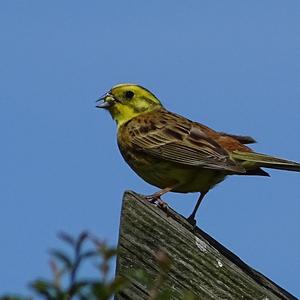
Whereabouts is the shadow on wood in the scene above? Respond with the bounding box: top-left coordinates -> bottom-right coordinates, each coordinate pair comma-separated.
116,191 -> 297,300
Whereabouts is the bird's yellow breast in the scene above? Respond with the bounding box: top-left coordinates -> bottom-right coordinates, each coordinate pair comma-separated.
110,103 -> 142,127
117,122 -> 227,193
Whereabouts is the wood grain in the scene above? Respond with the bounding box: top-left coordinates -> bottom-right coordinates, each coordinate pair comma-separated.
116,191 -> 297,300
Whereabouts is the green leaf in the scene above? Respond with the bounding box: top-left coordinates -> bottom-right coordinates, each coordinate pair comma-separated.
79,250 -> 99,261
75,232 -> 89,255
49,250 -> 73,270
57,232 -> 76,247
90,283 -> 110,300
0,296 -> 30,300
30,280 -> 54,298
108,276 -> 129,294
67,280 -> 90,297
101,247 -> 118,261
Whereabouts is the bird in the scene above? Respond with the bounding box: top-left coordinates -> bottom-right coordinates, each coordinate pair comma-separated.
96,83 -> 300,225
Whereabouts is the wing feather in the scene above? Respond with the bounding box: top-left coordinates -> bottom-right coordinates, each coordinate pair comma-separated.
218,132 -> 256,144
130,110 -> 245,173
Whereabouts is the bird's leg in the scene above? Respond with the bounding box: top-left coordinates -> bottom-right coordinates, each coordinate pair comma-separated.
187,191 -> 208,226
145,186 -> 175,210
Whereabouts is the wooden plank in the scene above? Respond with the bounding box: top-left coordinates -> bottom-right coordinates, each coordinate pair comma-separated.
116,191 -> 297,300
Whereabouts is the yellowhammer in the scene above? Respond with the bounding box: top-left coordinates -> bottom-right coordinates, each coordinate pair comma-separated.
96,83 -> 300,225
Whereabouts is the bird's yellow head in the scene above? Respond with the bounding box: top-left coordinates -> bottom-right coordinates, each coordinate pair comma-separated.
96,84 -> 162,127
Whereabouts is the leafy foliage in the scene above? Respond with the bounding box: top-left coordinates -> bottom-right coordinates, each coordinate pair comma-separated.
0,232 -> 197,300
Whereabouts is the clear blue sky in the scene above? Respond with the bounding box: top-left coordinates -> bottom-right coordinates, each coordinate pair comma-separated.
1,1 -> 300,297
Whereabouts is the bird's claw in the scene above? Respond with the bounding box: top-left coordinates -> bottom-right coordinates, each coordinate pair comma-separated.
145,194 -> 160,204
186,215 -> 197,227
145,195 -> 169,214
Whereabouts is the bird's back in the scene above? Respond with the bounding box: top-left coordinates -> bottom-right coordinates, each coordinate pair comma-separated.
117,108 -> 266,193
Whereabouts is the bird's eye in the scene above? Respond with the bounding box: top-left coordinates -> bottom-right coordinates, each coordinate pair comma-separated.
125,90 -> 134,99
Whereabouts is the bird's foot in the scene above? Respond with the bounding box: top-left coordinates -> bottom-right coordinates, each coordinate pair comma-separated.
186,215 -> 197,227
145,194 -> 160,204
145,194 -> 169,213
157,199 -> 169,213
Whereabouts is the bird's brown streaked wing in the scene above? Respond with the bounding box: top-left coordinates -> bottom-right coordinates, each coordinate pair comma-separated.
218,132 -> 256,144
130,115 -> 245,173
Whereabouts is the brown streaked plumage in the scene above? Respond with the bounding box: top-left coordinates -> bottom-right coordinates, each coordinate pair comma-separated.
97,83 -> 300,225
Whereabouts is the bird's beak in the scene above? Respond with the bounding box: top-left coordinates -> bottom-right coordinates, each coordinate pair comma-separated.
96,92 -> 115,109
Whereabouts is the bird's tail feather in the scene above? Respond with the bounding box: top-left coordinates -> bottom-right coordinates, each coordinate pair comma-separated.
232,150 -> 300,172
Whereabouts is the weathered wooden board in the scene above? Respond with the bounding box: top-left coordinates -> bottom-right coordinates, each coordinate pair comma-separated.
116,191 -> 297,300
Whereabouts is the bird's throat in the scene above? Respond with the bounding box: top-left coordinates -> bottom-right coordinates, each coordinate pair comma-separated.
111,103 -> 159,127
